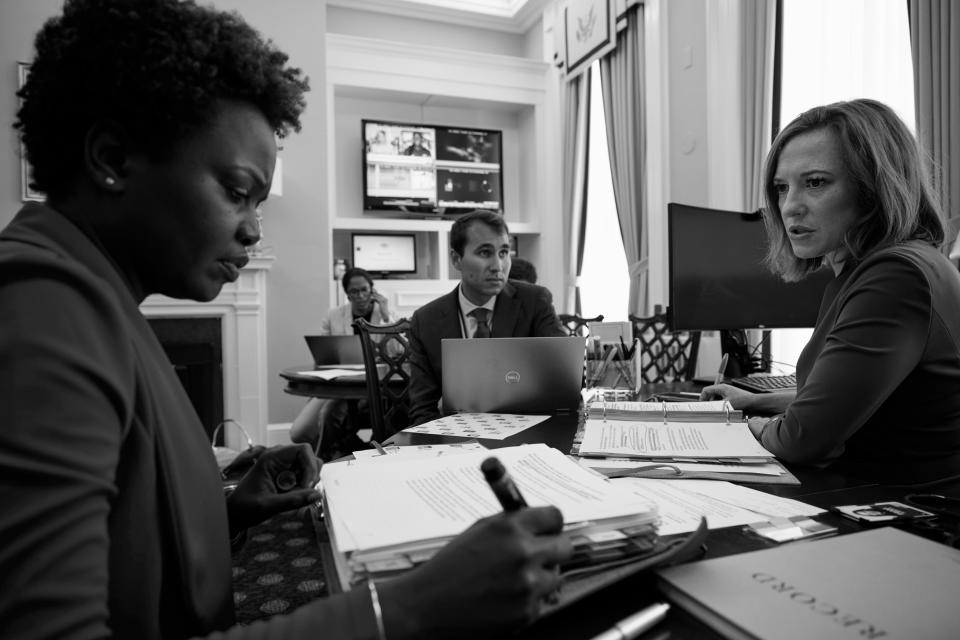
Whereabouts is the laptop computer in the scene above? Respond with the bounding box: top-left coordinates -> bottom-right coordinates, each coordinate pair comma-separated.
304,335 -> 364,368
441,336 -> 585,414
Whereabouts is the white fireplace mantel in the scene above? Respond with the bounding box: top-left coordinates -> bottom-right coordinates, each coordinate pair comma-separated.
140,255 -> 274,448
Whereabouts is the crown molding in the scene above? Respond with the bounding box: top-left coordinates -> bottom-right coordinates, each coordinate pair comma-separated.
326,0 -> 552,34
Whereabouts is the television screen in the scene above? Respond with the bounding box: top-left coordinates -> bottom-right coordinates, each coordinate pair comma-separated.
668,203 -> 833,330
362,119 -> 503,215
351,233 -> 417,275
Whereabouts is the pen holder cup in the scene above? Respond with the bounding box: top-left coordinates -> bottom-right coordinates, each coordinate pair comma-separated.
211,419 -> 254,470
585,349 -> 638,390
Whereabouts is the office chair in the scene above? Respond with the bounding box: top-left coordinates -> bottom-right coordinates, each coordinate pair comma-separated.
558,313 -> 604,337
629,313 -> 701,383
353,317 -> 412,443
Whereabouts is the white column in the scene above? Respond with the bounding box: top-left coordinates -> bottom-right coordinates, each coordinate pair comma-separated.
140,256 -> 274,448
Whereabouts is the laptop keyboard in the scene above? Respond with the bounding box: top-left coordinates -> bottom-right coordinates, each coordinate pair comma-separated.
728,373 -> 797,393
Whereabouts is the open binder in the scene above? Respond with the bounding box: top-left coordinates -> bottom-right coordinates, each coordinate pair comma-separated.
587,400 -> 743,423
574,401 -> 799,484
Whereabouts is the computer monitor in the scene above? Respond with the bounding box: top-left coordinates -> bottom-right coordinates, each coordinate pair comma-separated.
351,233 -> 417,277
667,203 -> 833,374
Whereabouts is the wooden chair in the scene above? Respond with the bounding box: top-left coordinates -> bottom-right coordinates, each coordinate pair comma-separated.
353,318 -> 412,443
558,313 -> 604,337
628,313 -> 701,383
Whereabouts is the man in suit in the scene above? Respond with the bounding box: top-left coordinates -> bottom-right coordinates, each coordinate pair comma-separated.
408,210 -> 565,425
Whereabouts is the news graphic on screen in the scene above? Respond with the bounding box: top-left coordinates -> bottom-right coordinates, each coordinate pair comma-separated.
363,119 -> 503,215
351,233 -> 417,276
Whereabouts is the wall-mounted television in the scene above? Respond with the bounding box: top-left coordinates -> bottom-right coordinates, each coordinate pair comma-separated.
362,119 -> 503,216
351,233 -> 417,277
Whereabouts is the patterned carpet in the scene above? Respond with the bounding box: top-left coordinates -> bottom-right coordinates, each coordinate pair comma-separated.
231,506 -> 330,623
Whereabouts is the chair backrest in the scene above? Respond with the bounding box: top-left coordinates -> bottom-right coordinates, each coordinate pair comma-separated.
628,313 -> 701,383
558,313 -> 604,337
353,317 -> 412,442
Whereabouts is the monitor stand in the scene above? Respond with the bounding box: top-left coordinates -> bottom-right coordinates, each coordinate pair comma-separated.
719,329 -> 755,378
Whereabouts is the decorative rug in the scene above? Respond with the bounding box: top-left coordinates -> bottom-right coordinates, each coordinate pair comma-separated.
231,506 -> 329,623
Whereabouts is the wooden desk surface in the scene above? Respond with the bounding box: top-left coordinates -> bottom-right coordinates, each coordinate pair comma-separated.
281,365 -> 409,401
280,365 -> 370,400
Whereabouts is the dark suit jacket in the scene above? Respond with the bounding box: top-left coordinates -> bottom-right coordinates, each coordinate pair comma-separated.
408,281 -> 565,425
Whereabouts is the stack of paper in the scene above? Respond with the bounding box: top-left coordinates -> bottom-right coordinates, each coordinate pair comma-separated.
320,443 -> 659,589
576,414 -> 797,484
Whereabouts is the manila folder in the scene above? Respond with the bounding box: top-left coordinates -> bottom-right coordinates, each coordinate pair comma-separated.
657,527 -> 960,640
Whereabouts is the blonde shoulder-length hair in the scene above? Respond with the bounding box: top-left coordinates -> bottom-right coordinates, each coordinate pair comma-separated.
761,99 -> 944,282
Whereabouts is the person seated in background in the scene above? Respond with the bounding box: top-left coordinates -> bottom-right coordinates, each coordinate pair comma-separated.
290,267 -> 394,459
0,1 -> 571,638
508,256 -> 538,284
408,210 -> 565,425
701,99 -> 960,485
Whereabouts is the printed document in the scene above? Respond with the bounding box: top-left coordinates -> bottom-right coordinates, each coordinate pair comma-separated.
579,419 -> 773,459
401,413 -> 550,440
321,443 -> 656,553
615,478 -> 824,535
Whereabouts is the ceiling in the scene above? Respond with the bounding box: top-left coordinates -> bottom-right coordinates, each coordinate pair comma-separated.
327,0 -> 552,34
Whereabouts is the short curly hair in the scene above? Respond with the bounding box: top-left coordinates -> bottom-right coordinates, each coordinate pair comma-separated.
761,99 -> 943,282
14,0 -> 310,197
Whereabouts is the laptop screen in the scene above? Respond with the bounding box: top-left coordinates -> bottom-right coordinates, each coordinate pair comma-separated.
441,336 -> 585,414
304,335 -> 364,367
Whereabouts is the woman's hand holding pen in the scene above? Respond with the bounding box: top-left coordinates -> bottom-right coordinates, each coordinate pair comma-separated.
225,443 -> 321,536
378,506 -> 572,639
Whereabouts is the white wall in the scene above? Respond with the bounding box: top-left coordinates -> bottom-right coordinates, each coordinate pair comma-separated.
0,0 -> 721,423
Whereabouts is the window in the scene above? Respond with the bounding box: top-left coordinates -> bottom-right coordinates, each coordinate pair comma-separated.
769,0 -> 915,372
579,62 -> 630,322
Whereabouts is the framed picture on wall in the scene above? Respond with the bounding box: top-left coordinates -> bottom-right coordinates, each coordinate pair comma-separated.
17,62 -> 44,202
563,0 -> 617,79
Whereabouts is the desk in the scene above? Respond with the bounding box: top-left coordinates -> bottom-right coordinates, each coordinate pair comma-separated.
280,365 -> 371,401
280,365 -> 410,401
372,386 -> 960,639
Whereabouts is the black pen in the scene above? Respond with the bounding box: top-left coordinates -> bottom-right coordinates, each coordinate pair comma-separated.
481,457 -> 528,511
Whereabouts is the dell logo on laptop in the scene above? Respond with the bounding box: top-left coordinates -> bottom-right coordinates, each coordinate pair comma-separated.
505,371 -> 521,384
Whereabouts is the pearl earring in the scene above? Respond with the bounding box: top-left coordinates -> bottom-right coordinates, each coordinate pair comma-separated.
105,176 -> 116,186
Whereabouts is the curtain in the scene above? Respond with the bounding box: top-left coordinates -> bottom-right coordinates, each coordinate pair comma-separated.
599,5 -> 647,316
706,0 -> 777,211
908,0 -> 960,257
741,0 -> 777,209
562,72 -> 591,314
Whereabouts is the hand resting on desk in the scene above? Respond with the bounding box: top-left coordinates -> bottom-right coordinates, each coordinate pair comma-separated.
377,506 -> 573,639
700,383 -> 794,415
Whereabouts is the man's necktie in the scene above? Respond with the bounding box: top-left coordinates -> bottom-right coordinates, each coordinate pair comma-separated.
470,308 -> 491,338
